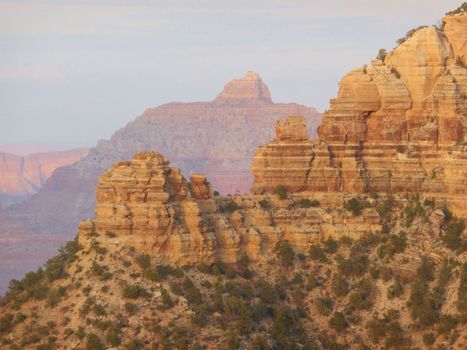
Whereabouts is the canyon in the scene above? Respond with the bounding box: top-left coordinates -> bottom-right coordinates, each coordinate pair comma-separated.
0,8 -> 466,350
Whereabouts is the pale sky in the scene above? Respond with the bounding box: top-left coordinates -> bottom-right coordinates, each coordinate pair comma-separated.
0,0 -> 461,148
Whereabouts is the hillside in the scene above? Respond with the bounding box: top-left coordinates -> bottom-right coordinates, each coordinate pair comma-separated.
0,5 -> 466,350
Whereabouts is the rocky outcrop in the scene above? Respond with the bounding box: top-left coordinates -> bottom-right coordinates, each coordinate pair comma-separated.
78,151 -> 381,264
0,148 -> 89,198
252,16 -> 467,217
251,116 -> 315,192
5,72 -> 320,239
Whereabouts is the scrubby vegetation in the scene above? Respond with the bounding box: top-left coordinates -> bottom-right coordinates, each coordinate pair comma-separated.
376,48 -> 387,61
396,25 -> 429,45
0,194 -> 466,349
344,197 -> 369,216
274,185 -> 288,200
446,2 -> 467,16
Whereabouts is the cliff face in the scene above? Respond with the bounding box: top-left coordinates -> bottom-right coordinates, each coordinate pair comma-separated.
5,72 -> 320,238
78,151 -> 381,264
0,149 -> 89,197
253,14 -> 467,218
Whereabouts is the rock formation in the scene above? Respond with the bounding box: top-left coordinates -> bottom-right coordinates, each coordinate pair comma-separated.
0,148 -> 89,207
253,14 -> 467,218
78,151 -> 381,264
214,71 -> 272,104
3,72 -> 320,238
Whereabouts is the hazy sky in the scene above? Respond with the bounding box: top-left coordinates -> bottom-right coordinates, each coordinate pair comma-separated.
0,0 -> 461,148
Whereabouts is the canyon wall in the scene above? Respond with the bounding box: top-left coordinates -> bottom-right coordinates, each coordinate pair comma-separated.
0,148 -> 89,207
253,14 -> 467,217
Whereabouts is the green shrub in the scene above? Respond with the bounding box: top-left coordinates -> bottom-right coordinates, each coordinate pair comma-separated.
135,254 -> 151,271
122,284 -> 150,299
417,256 -> 435,282
259,199 -> 271,210
251,334 -> 271,350
145,264 -> 183,281
407,279 -> 440,327
0,313 -> 14,334
274,185 -> 288,200
443,218 -> 465,251
329,312 -> 348,332
422,332 -> 436,346
437,314 -> 458,335
220,199 -> 239,213
125,339 -> 145,350
271,308 -> 305,349
376,48 -> 387,61
106,328 -> 122,347
349,278 -> 375,310
402,196 -> 426,227
274,240 -> 295,268
226,330 -> 239,350
46,288 -> 64,307
331,275 -> 349,297
315,297 -> 333,316
458,263 -> 467,320
387,277 -> 404,299
324,238 -> 339,254
344,198 -> 368,216
337,254 -> 369,277
90,240 -> 107,255
308,244 -> 326,262
85,333 -> 104,350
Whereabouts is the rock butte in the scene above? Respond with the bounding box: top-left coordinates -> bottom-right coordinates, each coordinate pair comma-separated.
79,13 -> 467,264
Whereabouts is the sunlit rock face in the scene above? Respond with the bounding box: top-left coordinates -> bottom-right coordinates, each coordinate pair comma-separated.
78,151 -> 382,264
253,15 -> 467,217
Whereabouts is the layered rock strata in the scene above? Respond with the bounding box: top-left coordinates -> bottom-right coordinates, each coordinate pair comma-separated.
253,15 -> 467,217
78,151 -> 380,264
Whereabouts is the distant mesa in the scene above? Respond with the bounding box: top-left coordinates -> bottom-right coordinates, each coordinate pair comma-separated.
0,148 -> 89,208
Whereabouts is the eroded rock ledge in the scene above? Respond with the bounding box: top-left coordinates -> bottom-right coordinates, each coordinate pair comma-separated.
78,151 -> 381,264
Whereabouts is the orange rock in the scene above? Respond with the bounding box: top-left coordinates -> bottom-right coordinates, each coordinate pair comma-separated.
252,14 -> 467,217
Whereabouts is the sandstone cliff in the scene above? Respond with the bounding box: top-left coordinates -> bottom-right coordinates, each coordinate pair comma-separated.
253,13 -> 467,218
78,151 -> 381,264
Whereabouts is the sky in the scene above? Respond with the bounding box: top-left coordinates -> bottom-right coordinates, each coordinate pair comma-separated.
0,0 -> 461,149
